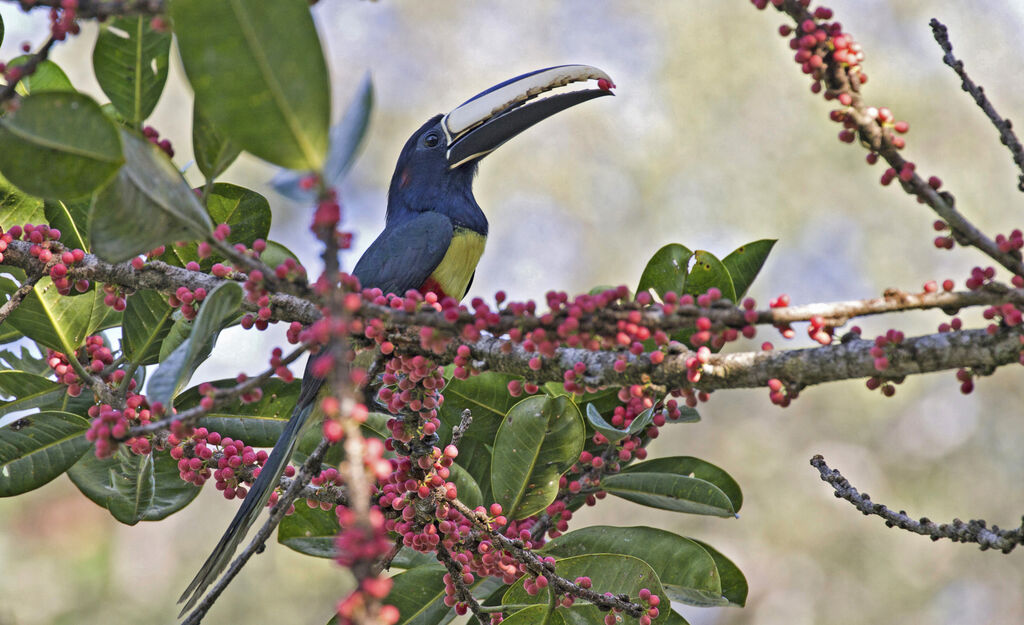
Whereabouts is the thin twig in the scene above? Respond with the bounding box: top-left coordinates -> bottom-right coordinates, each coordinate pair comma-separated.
810,455 -> 1024,553
450,409 -> 473,448
0,270 -> 43,324
930,19 -> 1024,192
0,36 -> 57,105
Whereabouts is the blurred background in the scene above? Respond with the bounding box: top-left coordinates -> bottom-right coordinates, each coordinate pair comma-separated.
2,1 -> 1024,624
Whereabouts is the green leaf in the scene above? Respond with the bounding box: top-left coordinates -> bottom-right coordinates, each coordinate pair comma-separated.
584,402 -> 630,443
383,564 -> 450,625
0,410 -> 90,496
690,539 -> 747,607
503,554 -> 671,624
722,239 -> 776,300
620,456 -> 742,512
93,16 -> 171,124
278,502 -> 339,558
0,12 -> 4,49
0,91 -> 123,199
147,281 -> 242,407
0,370 -> 66,418
256,239 -> 301,274
44,198 -> 90,250
88,129 -> 212,262
123,288 -> 174,366
161,183 -> 271,269
0,345 -> 49,375
0,171 -> 46,227
390,548 -> 439,570
602,458 -> 739,517
175,378 -> 300,447
273,73 -> 373,200
491,395 -> 584,519
192,103 -> 242,180
6,277 -> 111,353
684,250 -> 736,303
440,371 -> 523,444
172,0 -> 330,170
67,447 -> 200,524
500,606 -> 564,625
448,461 -> 483,510
9,56 -> 74,95
637,243 -> 692,299
542,525 -> 724,607
451,437 -> 494,505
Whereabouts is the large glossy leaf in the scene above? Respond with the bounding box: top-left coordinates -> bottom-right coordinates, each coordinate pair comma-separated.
0,370 -> 65,418
390,548 -> 439,570
542,525 -> 724,607
0,411 -> 90,496
491,395 -> 584,519
6,277 -> 110,353
9,55 -> 74,94
500,606 -> 564,625
0,345 -> 49,375
176,377 -> 300,447
67,447 -> 200,524
89,129 -> 212,262
503,554 -> 671,624
384,564 -> 450,625
123,288 -> 175,365
172,0 -> 330,171
161,183 -> 271,269
637,243 -> 692,299
44,198 -> 90,250
192,103 -> 242,180
451,437 -> 493,505
440,371 -> 525,445
690,539 -> 747,607
684,250 -> 736,303
147,281 -> 242,407
447,461 -> 483,510
0,92 -> 123,199
584,403 -> 653,443
0,171 -> 46,227
722,239 -> 776,300
601,457 -> 739,517
273,73 -> 373,200
93,16 -> 171,123
620,456 -> 742,512
278,502 -> 339,558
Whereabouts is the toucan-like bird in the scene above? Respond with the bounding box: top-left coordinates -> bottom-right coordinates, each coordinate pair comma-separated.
179,65 -> 614,616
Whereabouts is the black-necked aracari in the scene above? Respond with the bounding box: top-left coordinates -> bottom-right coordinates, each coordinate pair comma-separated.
178,65 -> 614,616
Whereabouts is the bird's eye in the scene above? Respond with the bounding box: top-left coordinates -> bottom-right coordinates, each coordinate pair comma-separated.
424,133 -> 440,148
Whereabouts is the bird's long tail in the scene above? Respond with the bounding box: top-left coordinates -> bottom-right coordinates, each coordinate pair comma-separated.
177,358 -> 325,617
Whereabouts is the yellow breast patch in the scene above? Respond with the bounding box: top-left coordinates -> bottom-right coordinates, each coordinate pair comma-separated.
429,228 -> 487,299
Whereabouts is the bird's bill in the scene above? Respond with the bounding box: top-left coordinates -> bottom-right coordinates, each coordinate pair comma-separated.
443,64 -> 615,168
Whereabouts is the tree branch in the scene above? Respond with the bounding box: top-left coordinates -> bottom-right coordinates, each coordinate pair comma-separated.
810,455 -> 1024,553
930,18 -> 1024,192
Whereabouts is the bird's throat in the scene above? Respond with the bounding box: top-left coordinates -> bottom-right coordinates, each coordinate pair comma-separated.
422,228 -> 486,300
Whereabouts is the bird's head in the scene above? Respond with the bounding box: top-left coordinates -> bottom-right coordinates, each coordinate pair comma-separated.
387,64 -> 615,229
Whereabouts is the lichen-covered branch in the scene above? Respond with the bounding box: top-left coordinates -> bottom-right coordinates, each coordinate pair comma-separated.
930,18 -> 1024,192
810,455 -> 1024,553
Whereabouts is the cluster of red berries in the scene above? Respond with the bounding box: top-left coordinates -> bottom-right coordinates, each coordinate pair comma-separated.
48,0 -> 81,41
0,225 -> 91,294
377,355 -> 445,443
85,393 -> 153,458
767,377 -> 800,407
168,426 -> 268,495
46,335 -> 112,398
142,125 -> 174,158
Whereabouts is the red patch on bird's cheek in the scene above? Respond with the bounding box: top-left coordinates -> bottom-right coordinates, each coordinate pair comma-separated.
419,277 -> 448,299
399,169 -> 411,189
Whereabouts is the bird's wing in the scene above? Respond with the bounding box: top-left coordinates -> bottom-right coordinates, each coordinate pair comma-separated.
179,213 -> 453,616
353,211 -> 454,295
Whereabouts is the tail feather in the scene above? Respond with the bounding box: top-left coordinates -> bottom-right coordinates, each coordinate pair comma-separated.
177,364 -> 324,616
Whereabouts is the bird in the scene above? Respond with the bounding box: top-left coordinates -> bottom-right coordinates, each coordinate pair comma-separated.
178,64 -> 614,617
